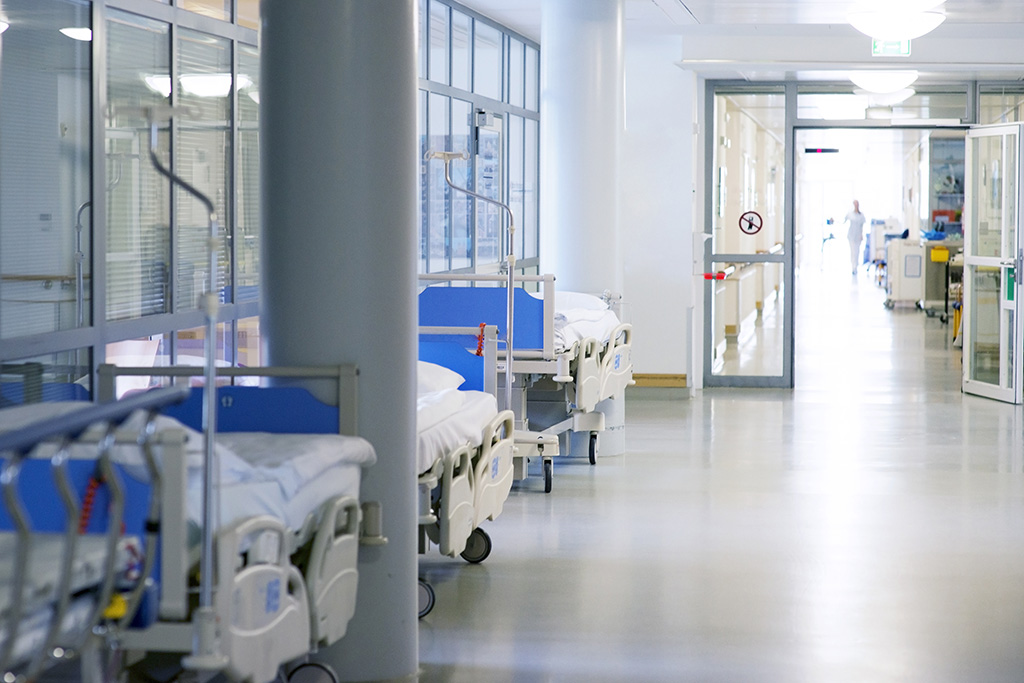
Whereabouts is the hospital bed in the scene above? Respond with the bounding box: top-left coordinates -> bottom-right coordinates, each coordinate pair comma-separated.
89,364 -> 378,683
419,274 -> 633,482
416,325 -> 515,617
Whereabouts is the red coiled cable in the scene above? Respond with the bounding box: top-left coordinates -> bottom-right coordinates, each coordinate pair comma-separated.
476,323 -> 486,357
78,474 -> 102,534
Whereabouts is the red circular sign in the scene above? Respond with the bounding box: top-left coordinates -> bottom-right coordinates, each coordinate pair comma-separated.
739,211 -> 763,235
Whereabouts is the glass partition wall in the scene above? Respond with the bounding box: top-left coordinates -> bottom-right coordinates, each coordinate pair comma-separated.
0,0 -> 541,403
418,0 -> 540,276
0,1 -> 259,401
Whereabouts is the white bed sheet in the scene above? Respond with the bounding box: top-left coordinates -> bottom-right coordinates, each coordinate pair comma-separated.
528,290 -> 622,353
416,388 -> 497,475
554,308 -> 622,352
211,436 -> 370,531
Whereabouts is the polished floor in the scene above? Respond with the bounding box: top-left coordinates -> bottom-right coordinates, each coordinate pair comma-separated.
417,263 -> 1024,682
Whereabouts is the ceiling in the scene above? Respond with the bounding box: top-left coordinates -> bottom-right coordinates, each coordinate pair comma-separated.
457,0 -> 1024,84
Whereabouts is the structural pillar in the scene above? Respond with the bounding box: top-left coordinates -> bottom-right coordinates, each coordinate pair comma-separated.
260,2 -> 418,681
540,0 -> 625,295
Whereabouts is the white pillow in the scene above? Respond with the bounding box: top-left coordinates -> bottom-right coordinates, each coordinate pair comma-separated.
417,361 -> 465,395
555,291 -> 608,311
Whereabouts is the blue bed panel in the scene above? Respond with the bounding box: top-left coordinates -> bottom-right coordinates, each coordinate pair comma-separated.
0,458 -> 151,535
419,340 -> 484,392
161,386 -> 339,434
418,286 -> 545,351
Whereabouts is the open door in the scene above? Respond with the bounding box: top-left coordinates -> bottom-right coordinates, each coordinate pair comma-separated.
962,124 -> 1024,403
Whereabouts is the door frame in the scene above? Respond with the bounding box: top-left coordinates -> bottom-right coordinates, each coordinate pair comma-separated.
962,123 -> 1024,403
702,80 -> 971,388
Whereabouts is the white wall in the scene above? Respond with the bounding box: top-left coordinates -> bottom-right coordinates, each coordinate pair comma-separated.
621,33 -> 695,377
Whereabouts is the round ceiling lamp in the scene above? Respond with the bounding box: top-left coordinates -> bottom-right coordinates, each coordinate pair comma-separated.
847,0 -> 946,41
849,70 -> 919,94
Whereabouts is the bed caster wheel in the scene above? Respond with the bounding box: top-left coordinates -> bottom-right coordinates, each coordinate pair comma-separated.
543,458 -> 553,493
460,527 -> 492,564
588,432 -> 598,466
418,578 -> 435,618
288,663 -> 338,683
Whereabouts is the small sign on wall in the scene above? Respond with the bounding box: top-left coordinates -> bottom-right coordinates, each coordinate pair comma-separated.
738,210 -> 763,235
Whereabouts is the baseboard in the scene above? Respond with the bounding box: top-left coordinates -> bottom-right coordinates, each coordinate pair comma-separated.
631,373 -> 687,388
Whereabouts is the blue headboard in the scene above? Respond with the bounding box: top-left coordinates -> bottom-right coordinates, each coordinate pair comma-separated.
161,386 -> 339,434
419,339 -> 484,392
418,286 -> 545,351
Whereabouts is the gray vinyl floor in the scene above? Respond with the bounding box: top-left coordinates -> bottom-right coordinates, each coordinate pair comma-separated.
417,264 -> 1024,682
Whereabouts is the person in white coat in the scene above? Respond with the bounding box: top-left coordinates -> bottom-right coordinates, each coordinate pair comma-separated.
845,199 -> 866,275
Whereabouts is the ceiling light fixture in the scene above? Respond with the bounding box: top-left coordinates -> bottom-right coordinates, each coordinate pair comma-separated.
854,87 -> 916,106
59,27 -> 93,42
0,21 -> 9,34
847,8 -> 945,41
849,70 -> 919,93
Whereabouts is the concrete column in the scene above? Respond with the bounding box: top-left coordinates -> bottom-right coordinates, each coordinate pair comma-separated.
540,0 -> 624,295
260,2 -> 417,681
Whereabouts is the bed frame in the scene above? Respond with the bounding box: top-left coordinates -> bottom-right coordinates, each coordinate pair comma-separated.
94,364 -> 373,683
419,274 -> 633,483
417,326 -> 515,558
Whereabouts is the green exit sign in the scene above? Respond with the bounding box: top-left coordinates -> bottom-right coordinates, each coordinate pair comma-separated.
872,39 -> 911,56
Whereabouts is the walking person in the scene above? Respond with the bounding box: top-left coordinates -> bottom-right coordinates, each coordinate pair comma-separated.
845,199 -> 866,275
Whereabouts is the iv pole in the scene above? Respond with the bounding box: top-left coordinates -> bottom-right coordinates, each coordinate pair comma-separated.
425,150 -> 516,416
143,106 -> 227,672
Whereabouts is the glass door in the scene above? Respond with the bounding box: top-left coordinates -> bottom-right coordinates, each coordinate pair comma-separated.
963,124 -> 1023,403
704,88 -> 792,387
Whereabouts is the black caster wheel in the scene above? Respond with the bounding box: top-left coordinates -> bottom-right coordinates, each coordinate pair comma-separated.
418,578 -> 435,618
460,527 -> 492,564
289,663 -> 338,683
543,458 -> 553,493
588,432 -> 598,465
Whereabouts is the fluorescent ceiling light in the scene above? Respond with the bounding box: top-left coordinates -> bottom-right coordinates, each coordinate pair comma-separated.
144,75 -> 172,98
59,27 -> 93,42
849,70 -> 918,93
847,9 -> 945,41
0,21 -> 9,34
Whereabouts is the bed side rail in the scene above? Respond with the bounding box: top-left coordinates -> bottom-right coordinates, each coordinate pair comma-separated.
0,385 -> 189,678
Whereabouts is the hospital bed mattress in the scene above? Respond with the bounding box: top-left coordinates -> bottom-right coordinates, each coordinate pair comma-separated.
416,388 -> 497,475
0,533 -> 138,667
0,402 -> 376,534
0,534 -> 136,618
